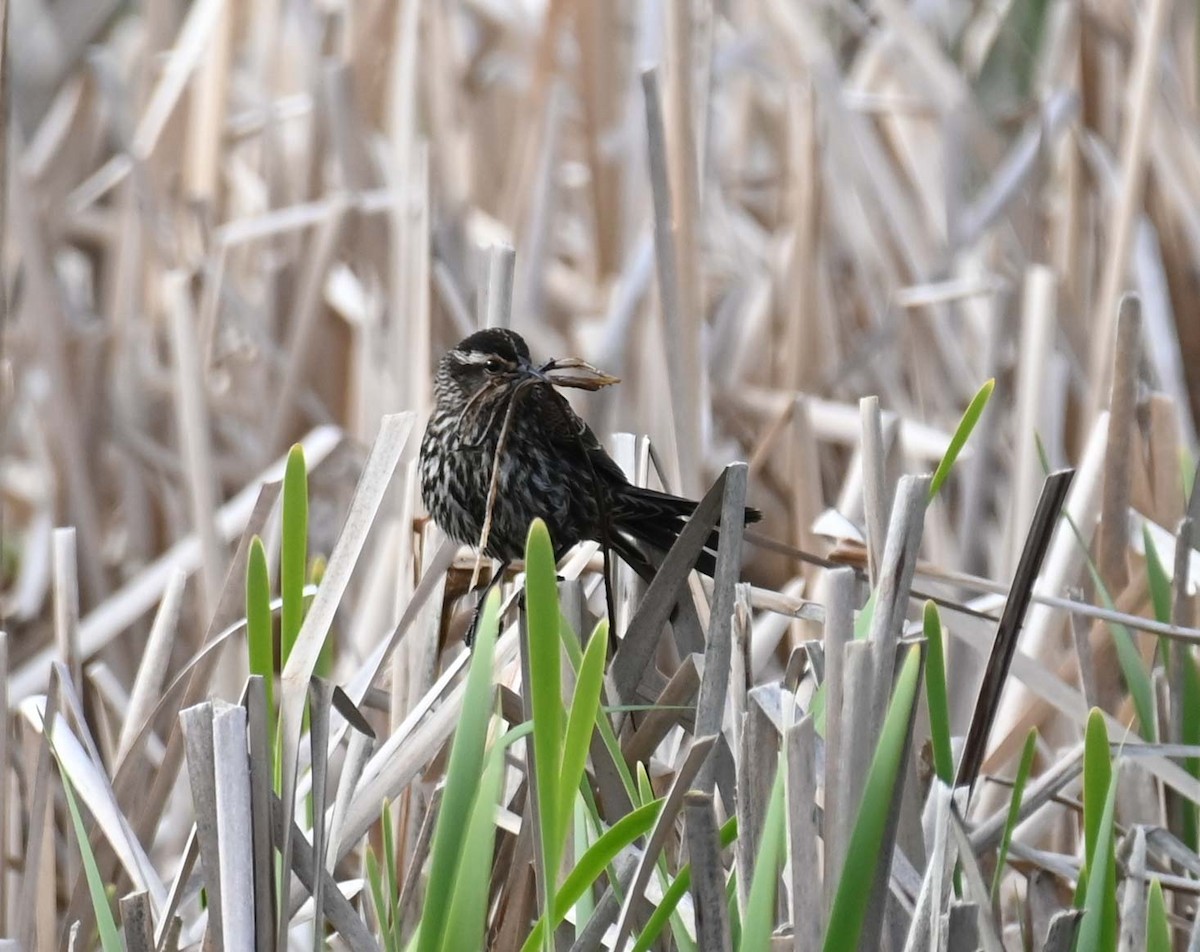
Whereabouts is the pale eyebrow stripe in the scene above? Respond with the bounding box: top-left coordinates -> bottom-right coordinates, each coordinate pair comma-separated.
451,351 -> 492,365
451,351 -> 515,367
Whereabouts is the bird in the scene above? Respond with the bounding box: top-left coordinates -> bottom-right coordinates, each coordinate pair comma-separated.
419,328 -> 761,636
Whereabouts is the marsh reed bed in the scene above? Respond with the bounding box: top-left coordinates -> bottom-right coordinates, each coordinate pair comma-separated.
2,0 -> 1200,948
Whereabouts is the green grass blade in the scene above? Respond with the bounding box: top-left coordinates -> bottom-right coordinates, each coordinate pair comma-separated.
853,590 -> 876,640
929,378 -> 995,500
631,818 -> 738,952
1143,527 -> 1172,625
739,761 -> 786,952
728,868 -> 741,948
525,518 -> 565,901
1142,527 -> 1199,845
557,613 -> 637,799
280,444 -> 308,664
1076,741 -> 1119,952
974,0 -> 1051,106
1082,710 -> 1112,876
1145,879 -> 1171,952
1183,652 -> 1200,851
1095,590 -> 1155,742
365,847 -> 392,950
923,601 -> 953,785
520,799 -> 666,952
246,536 -> 275,720
441,737 -> 505,952
1055,509 -> 1155,740
630,757 -> 691,950
556,620 -> 608,848
991,728 -> 1037,903
415,589 -> 501,952
381,801 -> 400,951
571,798 -> 595,931
58,761 -> 122,951
636,762 -> 654,809
1037,434 -> 1154,737
822,647 -> 922,952
810,684 -> 826,736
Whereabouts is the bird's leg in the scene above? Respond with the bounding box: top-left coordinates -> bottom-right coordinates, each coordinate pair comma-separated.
601,539 -> 618,655
465,559 -> 511,648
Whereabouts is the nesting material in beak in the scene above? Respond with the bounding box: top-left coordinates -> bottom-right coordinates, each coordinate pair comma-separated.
540,357 -> 621,391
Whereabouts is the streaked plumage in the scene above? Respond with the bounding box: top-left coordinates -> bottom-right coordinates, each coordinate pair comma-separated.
419,328 -> 760,578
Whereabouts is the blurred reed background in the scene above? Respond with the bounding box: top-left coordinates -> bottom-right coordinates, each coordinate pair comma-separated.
1,0 -> 1200,948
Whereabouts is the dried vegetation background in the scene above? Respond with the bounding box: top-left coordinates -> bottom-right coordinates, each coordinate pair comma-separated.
2,0 -> 1200,948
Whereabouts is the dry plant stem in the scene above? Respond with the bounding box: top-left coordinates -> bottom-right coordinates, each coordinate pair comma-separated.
90,483 -> 277,888
0,632 -> 7,936
820,567 -> 856,924
1119,826 -> 1149,950
116,570 -> 186,765
575,0 -> 621,274
183,0 -> 232,204
52,528 -> 81,693
276,412 -> 413,944
867,475 -> 930,699
179,703 -> 225,950
1098,296 -> 1142,592
694,463 -> 748,793
47,667 -> 167,925
244,678 -> 275,952
119,892 -> 154,952
787,715 -> 820,952
903,783 -> 958,952
337,627 -> 519,856
736,689 -> 778,917
9,162 -> 108,606
10,423 -> 337,701
515,79 -> 565,329
665,0 -> 705,469
130,0 -> 226,160
0,0 -> 6,615
684,790 -> 732,951
642,66 -> 694,493
829,638 -> 876,931
166,271 -> 224,615
621,654 -> 702,764
265,198 -> 350,457
612,735 -> 718,950
860,395 -> 888,584
570,855 -> 638,952
15,678 -> 59,951
1010,266 -> 1057,574
610,475 -> 727,704
483,242 -> 517,329
958,471 -> 1074,794
1088,0 -> 1173,416
980,415 -> 1107,789
212,702 -> 254,951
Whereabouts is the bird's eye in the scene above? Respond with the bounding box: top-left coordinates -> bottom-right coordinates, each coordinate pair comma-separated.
484,358 -> 504,374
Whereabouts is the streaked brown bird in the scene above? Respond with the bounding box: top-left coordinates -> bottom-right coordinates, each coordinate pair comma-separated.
419,328 -> 760,634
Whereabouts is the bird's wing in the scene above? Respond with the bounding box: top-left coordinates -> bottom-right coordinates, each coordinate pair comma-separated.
524,384 -> 629,485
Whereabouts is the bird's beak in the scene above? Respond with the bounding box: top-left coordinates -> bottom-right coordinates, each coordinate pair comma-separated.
537,357 -> 620,391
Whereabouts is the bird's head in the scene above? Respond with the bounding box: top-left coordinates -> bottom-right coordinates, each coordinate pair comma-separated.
440,328 -> 533,397
438,329 -> 619,400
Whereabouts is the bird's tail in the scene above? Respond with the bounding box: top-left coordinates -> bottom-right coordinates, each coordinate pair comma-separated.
610,485 -> 761,576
